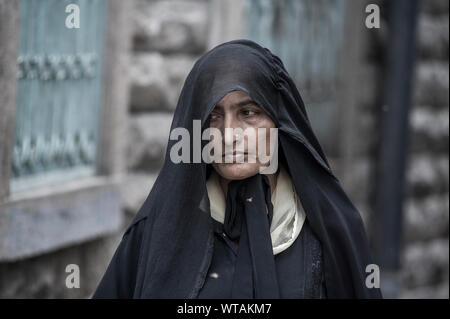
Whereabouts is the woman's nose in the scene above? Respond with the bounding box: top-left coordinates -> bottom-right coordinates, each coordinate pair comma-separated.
223,116 -> 240,146
224,127 -> 238,146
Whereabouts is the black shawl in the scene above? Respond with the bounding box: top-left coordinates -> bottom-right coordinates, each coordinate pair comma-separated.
93,39 -> 383,299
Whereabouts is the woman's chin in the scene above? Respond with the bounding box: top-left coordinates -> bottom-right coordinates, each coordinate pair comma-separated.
213,163 -> 260,180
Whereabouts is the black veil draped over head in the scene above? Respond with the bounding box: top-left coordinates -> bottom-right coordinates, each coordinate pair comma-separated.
93,39 -> 382,299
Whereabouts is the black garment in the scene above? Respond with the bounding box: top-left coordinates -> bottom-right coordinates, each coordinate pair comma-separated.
221,173 -> 279,298
198,218 -> 327,299
92,217 -> 146,298
93,39 -> 383,298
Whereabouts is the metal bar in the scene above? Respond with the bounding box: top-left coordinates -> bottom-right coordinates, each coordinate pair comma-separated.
374,0 -> 419,296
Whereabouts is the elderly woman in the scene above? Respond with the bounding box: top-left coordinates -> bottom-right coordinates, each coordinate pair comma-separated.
92,40 -> 382,299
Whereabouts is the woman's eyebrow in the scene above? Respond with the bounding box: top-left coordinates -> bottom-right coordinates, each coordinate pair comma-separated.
215,98 -> 257,110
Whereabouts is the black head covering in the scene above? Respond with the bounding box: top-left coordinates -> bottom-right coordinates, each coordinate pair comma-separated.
93,39 -> 382,299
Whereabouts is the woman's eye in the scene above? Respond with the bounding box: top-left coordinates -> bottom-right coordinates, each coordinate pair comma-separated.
210,113 -> 221,120
242,109 -> 259,117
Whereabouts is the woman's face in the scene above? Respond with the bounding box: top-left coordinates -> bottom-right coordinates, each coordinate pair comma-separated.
209,90 -> 276,181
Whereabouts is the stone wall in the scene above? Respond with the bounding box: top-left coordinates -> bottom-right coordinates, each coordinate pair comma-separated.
400,0 -> 449,298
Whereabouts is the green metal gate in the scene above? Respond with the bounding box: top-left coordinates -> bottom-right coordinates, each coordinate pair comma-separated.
11,0 -> 107,192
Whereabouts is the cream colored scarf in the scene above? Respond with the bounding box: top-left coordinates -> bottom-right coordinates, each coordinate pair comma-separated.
206,165 -> 306,255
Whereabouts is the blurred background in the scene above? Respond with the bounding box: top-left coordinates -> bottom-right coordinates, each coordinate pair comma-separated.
0,0 -> 448,298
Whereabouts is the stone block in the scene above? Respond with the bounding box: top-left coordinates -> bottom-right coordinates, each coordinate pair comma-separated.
413,62 -> 449,108
417,13 -> 449,60
127,113 -> 173,171
401,238 -> 449,289
409,106 -> 449,153
133,0 -> 208,54
403,193 -> 449,242
129,53 -> 197,112
0,230 -> 123,298
405,154 -> 449,198
0,177 -> 123,262
120,173 -> 158,216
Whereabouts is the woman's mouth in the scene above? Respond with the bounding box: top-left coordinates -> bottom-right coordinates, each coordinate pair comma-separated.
223,152 -> 247,163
